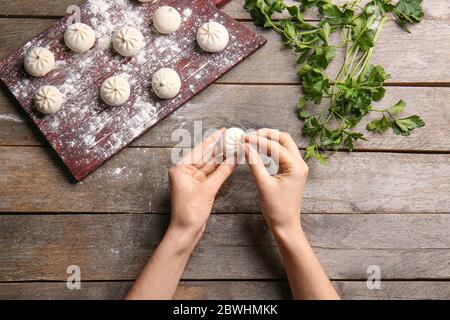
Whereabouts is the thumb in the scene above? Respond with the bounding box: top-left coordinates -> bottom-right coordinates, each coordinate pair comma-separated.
244,143 -> 270,185
206,162 -> 237,191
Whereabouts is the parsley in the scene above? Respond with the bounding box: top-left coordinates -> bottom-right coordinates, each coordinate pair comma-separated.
245,0 -> 425,162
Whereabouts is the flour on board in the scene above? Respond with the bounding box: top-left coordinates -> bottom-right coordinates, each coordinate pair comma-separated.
0,0 -> 266,179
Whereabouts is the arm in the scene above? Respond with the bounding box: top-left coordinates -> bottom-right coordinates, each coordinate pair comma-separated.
126,128 -> 236,300
243,129 -> 340,300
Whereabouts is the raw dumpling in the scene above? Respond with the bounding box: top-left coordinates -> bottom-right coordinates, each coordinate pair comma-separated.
34,86 -> 63,115
152,68 -> 181,99
100,76 -> 131,106
112,26 -> 145,57
153,6 -> 182,34
24,47 -> 55,77
64,23 -> 96,53
221,127 -> 245,157
196,22 -> 229,53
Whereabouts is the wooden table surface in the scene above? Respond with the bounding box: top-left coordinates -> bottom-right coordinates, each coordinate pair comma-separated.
0,0 -> 449,300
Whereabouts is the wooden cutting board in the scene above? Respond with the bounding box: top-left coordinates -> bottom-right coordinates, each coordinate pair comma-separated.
0,0 -> 266,181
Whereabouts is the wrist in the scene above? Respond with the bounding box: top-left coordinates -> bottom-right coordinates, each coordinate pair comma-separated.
163,225 -> 203,255
271,223 -> 307,245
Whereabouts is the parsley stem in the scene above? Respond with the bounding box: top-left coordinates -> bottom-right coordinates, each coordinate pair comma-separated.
355,15 -> 387,80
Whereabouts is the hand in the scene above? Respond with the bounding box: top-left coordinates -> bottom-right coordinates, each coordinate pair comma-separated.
243,129 -> 309,233
168,128 -> 237,238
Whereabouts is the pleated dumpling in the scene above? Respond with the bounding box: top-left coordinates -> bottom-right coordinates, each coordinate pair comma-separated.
24,47 -> 55,77
34,86 -> 63,115
100,76 -> 131,106
112,26 -> 145,57
64,23 -> 96,53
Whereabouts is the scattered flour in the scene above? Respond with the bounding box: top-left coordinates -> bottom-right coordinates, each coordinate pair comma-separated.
111,166 -> 126,176
0,114 -> 24,123
183,8 -> 192,21
89,0 -> 112,14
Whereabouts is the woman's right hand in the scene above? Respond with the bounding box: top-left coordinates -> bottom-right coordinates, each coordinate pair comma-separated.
243,129 -> 309,233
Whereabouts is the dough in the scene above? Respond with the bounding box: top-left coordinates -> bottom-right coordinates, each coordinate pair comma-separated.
64,23 -> 96,53
24,47 -> 55,77
34,86 -> 63,115
112,26 -> 145,57
196,22 -> 229,53
221,127 -> 245,157
152,68 -> 181,99
153,6 -> 182,34
100,76 -> 131,106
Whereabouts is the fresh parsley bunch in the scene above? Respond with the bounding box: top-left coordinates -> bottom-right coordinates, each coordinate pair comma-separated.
245,0 -> 425,162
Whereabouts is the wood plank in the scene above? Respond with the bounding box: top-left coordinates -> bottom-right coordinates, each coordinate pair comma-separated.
1,84 -> 449,151
0,147 -> 448,213
2,0 -> 448,21
0,281 -> 449,300
3,18 -> 450,84
0,214 -> 449,281
0,0 -> 239,18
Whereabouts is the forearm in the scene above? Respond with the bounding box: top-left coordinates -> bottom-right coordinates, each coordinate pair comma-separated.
272,225 -> 340,300
126,227 -> 199,300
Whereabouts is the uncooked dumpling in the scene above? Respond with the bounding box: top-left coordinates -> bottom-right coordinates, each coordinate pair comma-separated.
152,68 -> 181,99
34,85 -> 63,115
221,128 -> 245,157
24,47 -> 55,77
153,6 -> 182,34
112,26 -> 145,57
100,76 -> 131,106
196,22 -> 229,53
64,23 -> 96,53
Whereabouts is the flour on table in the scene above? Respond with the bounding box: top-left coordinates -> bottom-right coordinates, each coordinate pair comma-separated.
0,114 -> 24,123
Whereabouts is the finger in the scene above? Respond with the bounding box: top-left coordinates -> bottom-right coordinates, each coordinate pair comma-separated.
206,162 -> 237,190
244,135 -> 293,165
182,128 -> 225,167
244,143 -> 270,184
199,160 -> 220,176
252,129 -> 301,158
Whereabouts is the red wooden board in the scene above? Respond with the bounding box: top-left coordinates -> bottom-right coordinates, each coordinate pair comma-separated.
0,0 -> 266,181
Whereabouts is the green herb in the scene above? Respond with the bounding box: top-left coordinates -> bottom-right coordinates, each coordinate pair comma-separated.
245,0 -> 425,162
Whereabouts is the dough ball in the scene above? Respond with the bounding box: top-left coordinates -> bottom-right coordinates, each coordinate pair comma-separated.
24,47 -> 55,77
112,26 -> 145,57
152,68 -> 181,99
221,128 -> 245,157
197,22 -> 229,53
64,23 -> 96,53
153,6 -> 182,34
100,76 -> 131,106
34,86 -> 63,115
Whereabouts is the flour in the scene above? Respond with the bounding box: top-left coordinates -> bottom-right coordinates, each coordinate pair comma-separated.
88,0 -> 112,14
0,114 -> 24,123
111,166 -> 126,176
183,8 -> 193,21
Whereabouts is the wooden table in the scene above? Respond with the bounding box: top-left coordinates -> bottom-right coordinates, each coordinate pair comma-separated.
0,0 -> 449,300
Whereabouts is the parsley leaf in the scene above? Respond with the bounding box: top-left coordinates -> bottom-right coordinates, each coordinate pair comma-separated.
393,115 -> 425,136
245,0 -> 425,162
393,0 -> 424,32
